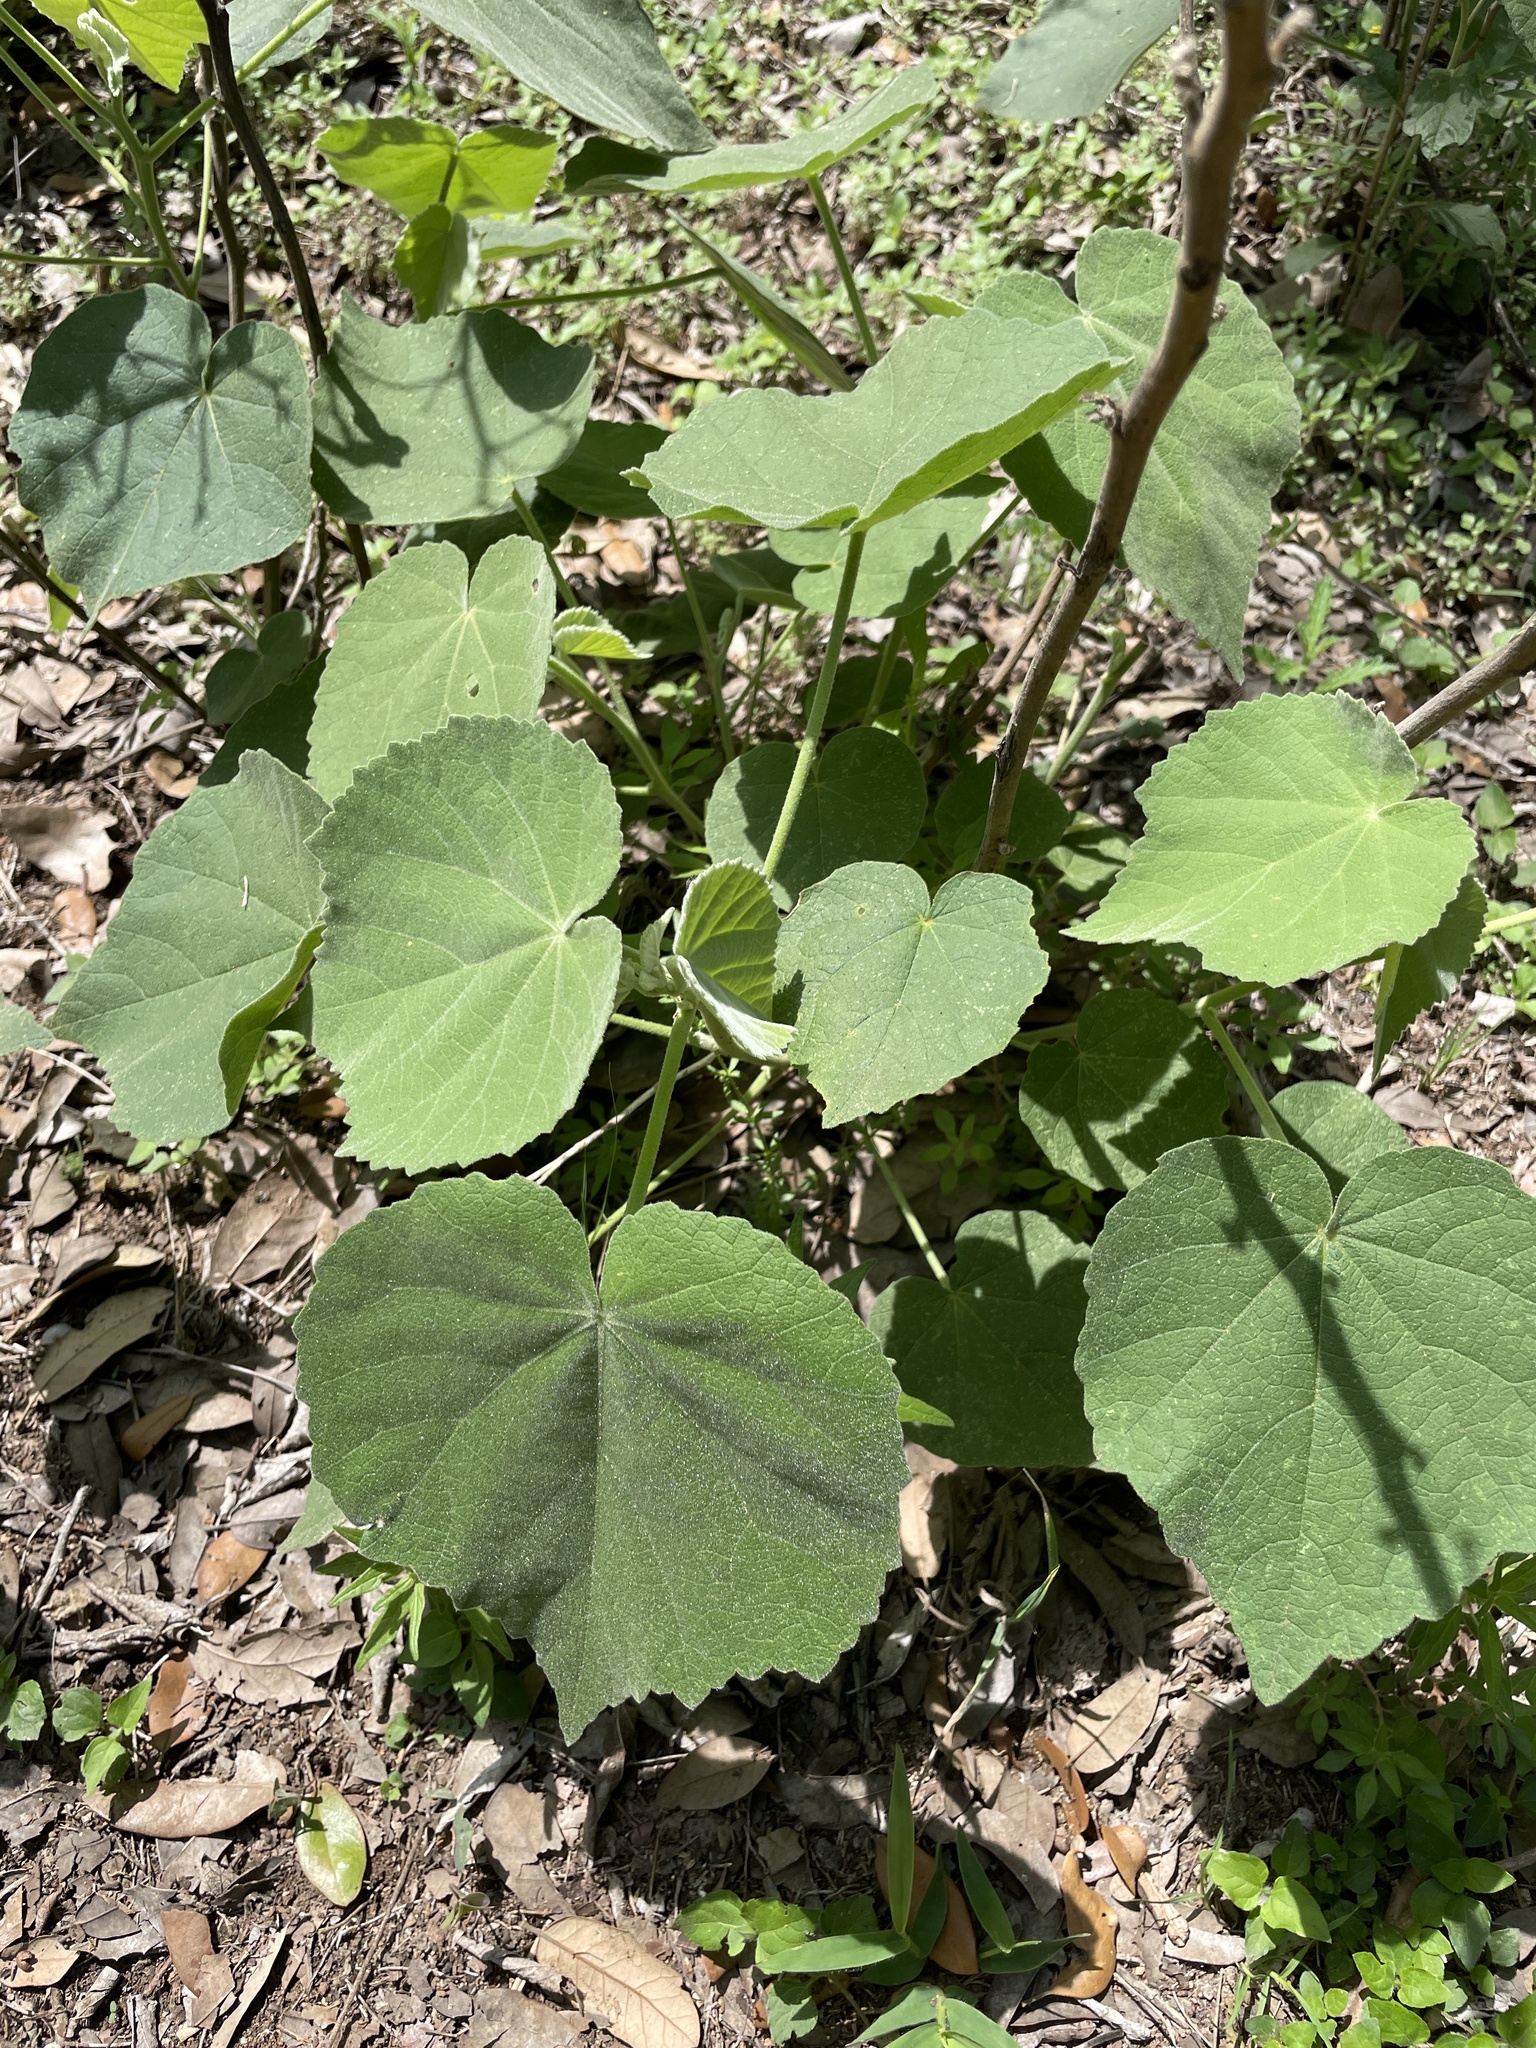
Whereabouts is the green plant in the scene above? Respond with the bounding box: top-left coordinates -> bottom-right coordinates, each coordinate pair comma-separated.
0,1652 -> 45,1749
9,0 -> 1536,1741
52,1676 -> 152,1792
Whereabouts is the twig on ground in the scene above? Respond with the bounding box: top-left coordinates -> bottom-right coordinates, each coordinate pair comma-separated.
333,1829 -> 423,2048
5,1480 -> 89,1648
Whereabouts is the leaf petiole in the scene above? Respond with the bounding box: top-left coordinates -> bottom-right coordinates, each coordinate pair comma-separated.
1198,997 -> 1288,1146
547,654 -> 705,835
763,529 -> 866,882
622,1002 -> 697,1217
868,1143 -> 948,1285
808,169 -> 877,366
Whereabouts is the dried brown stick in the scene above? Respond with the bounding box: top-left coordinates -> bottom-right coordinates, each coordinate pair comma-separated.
973,0 -> 1302,872
0,525 -> 200,713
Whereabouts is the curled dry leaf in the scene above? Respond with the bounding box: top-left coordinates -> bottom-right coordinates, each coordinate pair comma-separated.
192,1621 -> 358,1707
108,1751 -> 286,1838
147,1651 -> 207,1752
874,1836 -> 978,1975
119,1393 -> 197,1462
1051,1850 -> 1117,1999
1102,1823 -> 1149,1894
654,1734 -> 772,1813
535,1916 -> 700,2048
1060,1666 -> 1163,1776
1032,1732 -> 1091,1836
8,1937 -> 79,1988
295,1782 -> 368,1906
195,1532 -> 269,1604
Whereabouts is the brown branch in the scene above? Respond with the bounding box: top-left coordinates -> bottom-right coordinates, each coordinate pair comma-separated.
0,524 -> 201,714
973,0 -> 1302,872
1394,614 -> 1536,749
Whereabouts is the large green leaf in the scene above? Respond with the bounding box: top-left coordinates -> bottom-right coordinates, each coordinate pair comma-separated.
771,479 -> 997,618
1077,1137 -> 1536,1699
1372,873 -> 1485,1075
869,1209 -> 1091,1466
1269,1080 -> 1408,1196
991,231 -> 1299,674
311,716 -> 621,1173
35,0 -> 203,88
1071,694 -> 1474,983
410,0 -> 709,152
706,728 -> 927,909
564,65 -> 936,192
1017,987 -> 1228,1191
297,1174 -> 906,1732
778,864 -> 1048,1123
308,538 -> 554,800
203,659 -> 321,788
934,760 -> 1069,868
227,0 -> 331,72
11,286 -> 312,616
540,420 -> 665,519
54,753 -> 326,1144
311,298 -> 592,526
205,611 -> 310,726
979,0 -> 1179,124
317,117 -> 556,216
639,307 -> 1123,531
664,862 -> 794,1061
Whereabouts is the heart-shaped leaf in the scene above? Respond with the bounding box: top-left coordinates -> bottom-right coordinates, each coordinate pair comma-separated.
12,286 -> 312,615
664,862 -> 793,1061
311,716 -> 621,1173
1373,872 -> 1486,1076
393,205 -> 480,319
36,0 -> 204,88
1270,1080 -> 1409,1195
318,117 -> 556,216
772,479 -> 998,618
1077,1137 -> 1536,1698
706,728 -> 927,910
412,0 -> 709,152
312,298 -> 592,526
565,65 -> 936,192
993,230 -> 1299,674
640,308 -> 1123,531
308,538 -> 555,800
1017,988 -> 1228,1191
1071,694 -> 1474,983
205,612 -> 310,727
980,0 -> 1179,124
779,864 -> 1048,1124
55,753 -> 326,1144
296,1782 -> 368,1906
297,1175 -> 907,1733
869,1209 -> 1091,1466
541,420 -> 666,519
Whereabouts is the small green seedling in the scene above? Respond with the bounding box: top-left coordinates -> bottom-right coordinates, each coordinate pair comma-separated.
52,1677 -> 152,1793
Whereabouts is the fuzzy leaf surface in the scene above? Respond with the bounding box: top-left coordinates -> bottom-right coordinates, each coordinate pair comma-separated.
205,612 -> 310,726
706,729 -> 926,909
992,231 -> 1299,674
980,0 -> 1178,123
1071,695 -> 1473,982
771,479 -> 997,618
393,206 -> 479,320
870,1209 -> 1090,1465
312,298 -> 592,526
1018,988 -> 1228,1191
639,309 -> 1122,531
1373,873 -> 1486,1073
0,1002 -> 49,1052
564,65 -> 935,192
1077,1137 -> 1536,1699
411,0 -> 709,151
54,753 -> 326,1144
1270,1081 -> 1409,1196
309,538 -> 554,799
203,659 -> 321,788
297,1175 -> 907,1733
317,117 -> 555,216
779,864 -> 1048,1123
311,717 -> 621,1173
12,286 -> 311,615
226,0 -> 331,71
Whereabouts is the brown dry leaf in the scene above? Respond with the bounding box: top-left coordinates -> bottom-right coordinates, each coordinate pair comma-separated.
0,802 -> 115,891
190,1953 -> 237,2026
655,1735 -> 772,1813
1054,1522 -> 1146,1658
898,1469 -> 948,1581
183,1389 -> 254,1433
1060,1666 -> 1163,1776
119,1393 -> 197,1462
9,1937 -> 78,1987
469,1987 -> 586,2048
195,1532 -> 268,1603
28,1151 -> 78,1230
145,751 -> 198,799
621,325 -> 724,382
874,1838 -> 977,1976
192,1622 -> 358,1707
0,663 -> 63,728
53,887 -> 96,941
33,1287 -> 171,1401
1051,1850 -> 1117,1998
110,1753 -> 286,1838
535,1916 -> 700,2048
1102,1823 -> 1148,1894
483,1782 -> 562,1866
208,1929 -> 287,2048
0,1888 -> 22,1951
209,1171 -> 328,1286
161,1906 -> 214,1991
147,1651 -> 207,1752
1032,1732 -> 1091,1836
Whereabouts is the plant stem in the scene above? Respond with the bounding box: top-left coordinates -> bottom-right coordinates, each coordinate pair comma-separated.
1395,613 -> 1536,746
1043,637 -> 1147,785
763,531 -> 866,883
596,1064 -> 774,1244
1200,999 -> 1288,1144
666,517 -> 733,759
512,486 -> 580,605
611,1012 -> 678,1039
974,0 -> 1295,872
623,1003 -> 697,1216
869,1143 -> 948,1284
548,654 -> 705,834
501,268 -> 717,308
1483,904 -> 1536,936
529,1053 -> 714,1188
150,0 -> 333,160
808,170 -> 877,366
0,521 -> 199,712
861,616 -> 906,722
190,112 -> 217,294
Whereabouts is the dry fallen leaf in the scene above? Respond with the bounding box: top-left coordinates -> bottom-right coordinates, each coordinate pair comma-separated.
621,325 -> 725,382
1102,1822 -> 1149,1895
1051,1850 -> 1117,1998
161,1907 -> 214,1991
119,1393 -> 196,1462
0,1889 -> 22,1952
147,1651 -> 207,1752
195,1532 -> 269,1604
192,1622 -> 358,1707
33,1288 -> 171,1401
53,887 -> 96,941
0,802 -> 115,891
1060,1666 -> 1163,1776
1032,1732 -> 1091,1836
898,1469 -> 948,1581
9,1937 -> 79,1988
874,1836 -> 977,1976
932,1774 -> 1059,1912
535,1916 -> 700,2048
109,1753 -> 286,1838
655,1734 -> 772,1813
145,750 -> 199,799
210,1172 -> 329,1286
483,1782 -> 562,1866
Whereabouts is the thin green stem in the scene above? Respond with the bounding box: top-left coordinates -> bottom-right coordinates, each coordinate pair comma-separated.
611,1012 -> 677,1039
549,654 -> 705,835
499,268 -> 717,309
1044,637 -> 1145,786
869,1144 -> 947,1285
149,0 -> 333,161
0,17 -> 129,196
1180,980 -> 1262,1017
190,112 -> 216,293
1010,1022 -> 1077,1049
763,531 -> 866,883
1200,1001 -> 1288,1144
0,246 -> 161,266
955,488 -> 1024,579
513,486 -> 580,606
622,1003 -> 696,1217
666,517 -> 733,760
597,1064 -> 773,1245
808,170 -> 877,366
861,616 -> 905,723
109,94 -> 195,295
1484,904 -> 1536,936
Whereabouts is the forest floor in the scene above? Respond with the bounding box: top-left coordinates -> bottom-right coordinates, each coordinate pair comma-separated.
4,2 -> 1536,2047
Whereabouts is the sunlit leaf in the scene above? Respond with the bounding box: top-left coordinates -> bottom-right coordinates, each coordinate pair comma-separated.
0,1001 -> 49,1052
679,221 -> 855,391
36,0 -> 203,88
298,1175 -> 907,1733
541,420 -> 666,519
771,479 -> 997,618
394,205 -> 480,319
551,607 -> 642,661
1372,873 -> 1485,1075
296,1782 -> 368,1905
226,0 -> 331,72
664,862 -> 794,1061
1270,1080 -> 1409,1196
980,0 -> 1178,124
318,116 -> 556,216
